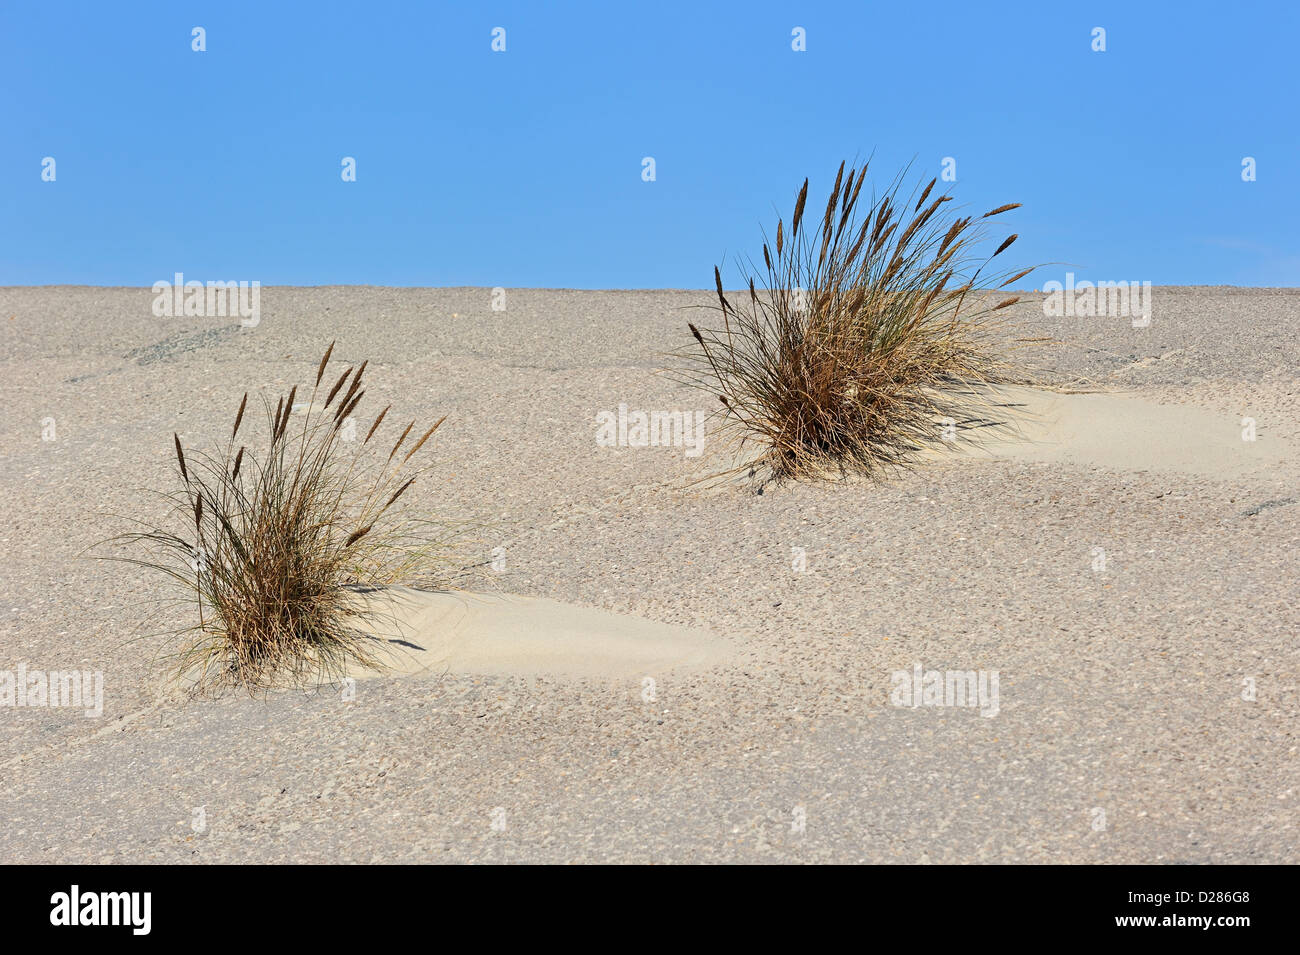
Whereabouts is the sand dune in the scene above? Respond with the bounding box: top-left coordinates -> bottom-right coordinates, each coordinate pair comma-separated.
2,286 -> 1298,864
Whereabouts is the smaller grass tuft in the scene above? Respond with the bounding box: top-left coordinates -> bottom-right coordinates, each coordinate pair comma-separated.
107,343 -> 455,693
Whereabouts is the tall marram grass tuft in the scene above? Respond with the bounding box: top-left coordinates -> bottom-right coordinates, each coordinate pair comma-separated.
110,343 -> 452,692
679,160 -> 1035,481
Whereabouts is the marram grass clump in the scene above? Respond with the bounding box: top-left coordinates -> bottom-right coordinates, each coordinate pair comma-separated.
680,160 -> 1034,481
112,343 -> 452,693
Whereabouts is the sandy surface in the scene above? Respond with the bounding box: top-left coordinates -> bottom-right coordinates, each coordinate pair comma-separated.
1,286 -> 1297,863
947,385 -> 1298,478
351,587 -> 728,680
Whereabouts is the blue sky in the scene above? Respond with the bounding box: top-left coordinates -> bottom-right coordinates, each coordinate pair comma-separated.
2,1 -> 1297,288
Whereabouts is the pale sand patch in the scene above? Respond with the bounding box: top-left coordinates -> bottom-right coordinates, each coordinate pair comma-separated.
348,587 -> 728,681
951,386 -> 1296,477
691,386 -> 1297,481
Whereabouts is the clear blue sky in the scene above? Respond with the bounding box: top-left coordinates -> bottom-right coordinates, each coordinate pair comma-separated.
2,1 -> 1296,288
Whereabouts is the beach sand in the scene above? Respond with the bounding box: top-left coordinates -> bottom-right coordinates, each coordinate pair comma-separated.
945,384 -> 1297,478
350,587 -> 728,681
1,286 -> 1297,863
